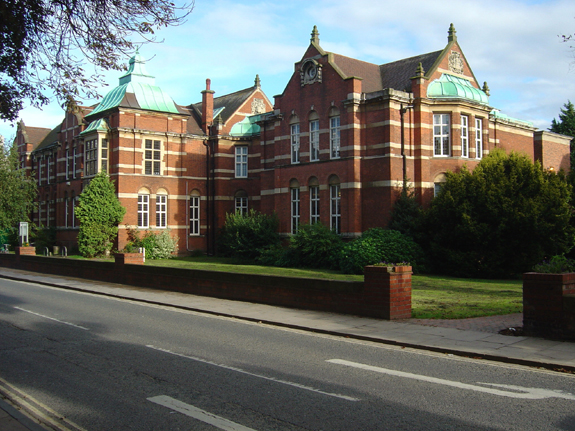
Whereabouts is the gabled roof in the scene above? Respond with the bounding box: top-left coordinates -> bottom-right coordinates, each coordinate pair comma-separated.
34,124 -> 61,152
19,124 -> 52,148
380,51 -> 443,92
190,85 -> 259,125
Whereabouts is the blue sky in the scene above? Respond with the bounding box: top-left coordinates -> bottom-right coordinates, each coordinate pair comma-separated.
1,0 -> 574,142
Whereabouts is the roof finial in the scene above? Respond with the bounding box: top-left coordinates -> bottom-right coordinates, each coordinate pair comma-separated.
415,62 -> 425,77
482,81 -> 490,96
311,25 -> 320,45
255,74 -> 261,88
448,23 -> 457,42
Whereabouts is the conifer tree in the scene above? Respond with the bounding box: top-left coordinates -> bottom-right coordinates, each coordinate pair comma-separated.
550,101 -> 575,167
75,172 -> 126,258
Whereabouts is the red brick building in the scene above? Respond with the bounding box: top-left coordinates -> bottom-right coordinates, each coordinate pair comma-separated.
16,25 -> 571,253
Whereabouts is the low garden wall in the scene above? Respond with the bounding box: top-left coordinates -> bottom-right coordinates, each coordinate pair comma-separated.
0,254 -> 412,320
523,272 -> 575,340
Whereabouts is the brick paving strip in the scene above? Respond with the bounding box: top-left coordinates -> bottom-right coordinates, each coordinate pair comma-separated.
408,314 -> 523,334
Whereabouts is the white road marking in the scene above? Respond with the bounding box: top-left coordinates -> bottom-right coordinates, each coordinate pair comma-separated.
327,359 -> 575,400
13,306 -> 89,330
146,345 -> 359,401
148,395 -> 257,431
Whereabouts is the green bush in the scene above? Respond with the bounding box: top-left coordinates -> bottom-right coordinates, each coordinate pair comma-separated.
286,222 -> 343,268
532,255 -> 575,273
389,185 -> 424,240
338,228 -> 425,274
125,227 -> 178,260
425,150 -> 574,278
217,209 -> 281,261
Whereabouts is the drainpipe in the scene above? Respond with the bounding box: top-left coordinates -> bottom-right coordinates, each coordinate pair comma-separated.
400,103 -> 414,190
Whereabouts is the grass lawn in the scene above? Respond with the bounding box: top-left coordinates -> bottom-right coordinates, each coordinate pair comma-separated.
66,254 -> 524,320
146,256 -> 523,320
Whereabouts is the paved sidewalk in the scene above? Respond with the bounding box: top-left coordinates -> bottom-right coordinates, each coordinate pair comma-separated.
2,267 -> 575,430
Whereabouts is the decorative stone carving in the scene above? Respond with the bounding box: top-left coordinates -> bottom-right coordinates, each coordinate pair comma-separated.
300,59 -> 322,86
448,51 -> 464,75
251,98 -> 265,114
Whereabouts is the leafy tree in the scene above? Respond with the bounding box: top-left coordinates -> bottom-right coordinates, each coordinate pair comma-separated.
425,150 -> 574,278
550,101 -> 575,167
0,0 -> 193,121
0,141 -> 37,230
389,184 -> 424,240
75,172 -> 126,258
217,209 -> 281,261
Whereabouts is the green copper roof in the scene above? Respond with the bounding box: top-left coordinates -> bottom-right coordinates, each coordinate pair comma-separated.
87,52 -> 180,118
427,74 -> 489,104
490,110 -> 533,127
230,114 -> 266,137
79,118 -> 109,136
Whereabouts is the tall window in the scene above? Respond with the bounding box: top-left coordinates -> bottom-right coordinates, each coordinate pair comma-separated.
235,146 -> 248,178
64,195 -> 69,228
475,118 -> 483,159
138,194 -> 149,228
144,139 -> 161,175
309,114 -> 319,161
72,147 -> 76,179
433,114 -> 450,156
461,115 -> 469,158
291,186 -> 300,234
330,181 -> 341,234
101,139 -> 108,173
85,138 -> 98,176
189,193 -> 200,236
330,115 -> 340,159
156,194 -> 167,228
310,185 -> 320,224
235,191 -> 248,215
46,196 -> 50,227
290,117 -> 300,164
46,155 -> 52,184
71,193 -> 76,228
65,149 -> 69,180
38,156 -> 44,185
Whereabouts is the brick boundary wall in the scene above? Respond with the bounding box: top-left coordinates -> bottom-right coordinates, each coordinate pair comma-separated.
523,272 -> 575,340
0,254 -> 411,320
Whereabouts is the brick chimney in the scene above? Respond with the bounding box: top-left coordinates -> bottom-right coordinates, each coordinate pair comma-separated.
201,79 -> 215,133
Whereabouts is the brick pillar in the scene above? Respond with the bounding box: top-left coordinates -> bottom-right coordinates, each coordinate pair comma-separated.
523,272 -> 575,338
364,265 -> 412,319
114,252 -> 145,267
201,79 -> 215,133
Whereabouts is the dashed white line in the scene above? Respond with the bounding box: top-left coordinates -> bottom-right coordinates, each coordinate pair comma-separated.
148,395 -> 257,431
146,345 -> 359,401
13,307 -> 89,330
327,359 -> 575,400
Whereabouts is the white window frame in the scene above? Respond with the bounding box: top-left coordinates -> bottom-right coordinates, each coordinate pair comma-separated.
189,195 -> 200,236
101,139 -> 108,173
475,118 -> 483,159
310,120 -> 319,161
138,194 -> 149,228
72,147 -> 76,179
330,116 -> 340,159
71,195 -> 76,228
291,187 -> 300,234
64,197 -> 69,228
156,194 -> 167,228
433,114 -> 450,157
235,146 -> 248,178
461,115 -> 469,158
235,196 -> 248,215
310,185 -> 320,224
330,184 -> 341,234
291,123 -> 300,164
144,139 -> 161,175
38,156 -> 44,185
65,149 -> 69,180
46,155 -> 51,184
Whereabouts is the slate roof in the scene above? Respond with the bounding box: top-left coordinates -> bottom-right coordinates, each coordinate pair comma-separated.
329,50 -> 443,94
34,124 -> 61,152
20,124 -> 52,149
190,85 -> 257,126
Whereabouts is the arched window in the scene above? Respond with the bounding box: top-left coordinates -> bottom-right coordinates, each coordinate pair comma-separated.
289,115 -> 300,164
309,176 -> 320,224
235,190 -> 248,215
329,107 -> 340,159
189,190 -> 201,236
309,111 -> 319,162
290,179 -> 300,234
155,188 -> 168,228
434,173 -> 447,197
138,188 -> 150,228
329,175 -> 341,234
